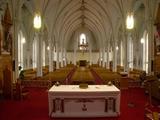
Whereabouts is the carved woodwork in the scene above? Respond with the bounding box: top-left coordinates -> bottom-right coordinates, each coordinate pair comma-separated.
1,3 -> 12,54
0,3 -> 13,99
154,3 -> 160,74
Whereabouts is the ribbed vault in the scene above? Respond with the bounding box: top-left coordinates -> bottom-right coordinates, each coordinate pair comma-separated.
19,0 -> 126,51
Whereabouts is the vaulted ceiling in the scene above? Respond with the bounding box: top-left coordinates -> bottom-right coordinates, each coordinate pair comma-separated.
0,0 -> 148,51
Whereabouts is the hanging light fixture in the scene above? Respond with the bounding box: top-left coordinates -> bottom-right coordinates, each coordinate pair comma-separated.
33,13 -> 42,29
78,38 -> 88,53
126,12 -> 134,29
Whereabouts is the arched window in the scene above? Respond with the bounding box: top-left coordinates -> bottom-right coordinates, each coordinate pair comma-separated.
80,33 -> 86,44
78,33 -> 88,51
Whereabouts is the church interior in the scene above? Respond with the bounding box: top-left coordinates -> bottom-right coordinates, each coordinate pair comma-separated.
0,0 -> 160,120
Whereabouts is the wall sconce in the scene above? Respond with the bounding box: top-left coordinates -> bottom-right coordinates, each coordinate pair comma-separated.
33,13 -> 42,29
126,12 -> 134,29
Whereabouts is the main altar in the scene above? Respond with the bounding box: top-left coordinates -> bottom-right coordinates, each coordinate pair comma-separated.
48,85 -> 120,118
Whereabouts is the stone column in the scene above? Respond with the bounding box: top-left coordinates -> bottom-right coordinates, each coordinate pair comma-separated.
60,47 -> 63,68
12,19 -> 19,82
123,30 -> 128,72
56,43 -> 59,69
11,3 -> 22,82
73,47 -> 76,66
113,39 -> 117,72
36,32 -> 43,76
146,0 -> 157,74
99,48 -> 102,66
64,48 -> 67,67
52,46 -> 55,70
134,33 -> 139,69
49,39 -> 53,72
106,41 -> 109,69
147,18 -> 154,74
26,48 -> 30,69
102,47 -> 105,68
89,47 -> 92,66
73,36 -> 77,66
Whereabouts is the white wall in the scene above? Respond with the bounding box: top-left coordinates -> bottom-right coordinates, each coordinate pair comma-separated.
66,52 -> 99,64
76,52 -> 89,61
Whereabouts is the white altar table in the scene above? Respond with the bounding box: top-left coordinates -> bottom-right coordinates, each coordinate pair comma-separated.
48,85 -> 120,118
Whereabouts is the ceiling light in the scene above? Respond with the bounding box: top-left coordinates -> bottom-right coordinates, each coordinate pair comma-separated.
126,12 -> 134,29
33,13 -> 41,29
141,38 -> 144,44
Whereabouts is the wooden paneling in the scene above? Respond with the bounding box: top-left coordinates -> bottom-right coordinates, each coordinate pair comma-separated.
154,3 -> 160,74
154,56 -> 160,73
0,55 -> 12,99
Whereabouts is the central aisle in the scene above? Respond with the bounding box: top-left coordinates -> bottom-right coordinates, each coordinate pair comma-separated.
70,67 -> 95,85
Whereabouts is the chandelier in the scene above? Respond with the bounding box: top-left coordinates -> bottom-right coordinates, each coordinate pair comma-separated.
78,38 -> 88,53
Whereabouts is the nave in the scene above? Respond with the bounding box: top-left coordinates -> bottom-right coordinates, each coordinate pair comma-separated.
1,0 -> 160,119
1,65 -> 160,120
